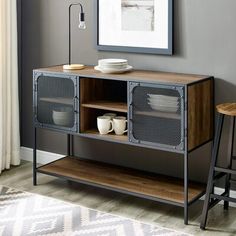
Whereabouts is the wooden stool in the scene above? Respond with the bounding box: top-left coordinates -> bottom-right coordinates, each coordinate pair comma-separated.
200,103 -> 236,229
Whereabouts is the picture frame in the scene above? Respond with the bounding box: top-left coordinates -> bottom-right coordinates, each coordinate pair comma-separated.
95,0 -> 173,55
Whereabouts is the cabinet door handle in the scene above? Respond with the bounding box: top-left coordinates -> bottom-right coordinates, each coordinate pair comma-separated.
73,97 -> 77,113
129,103 -> 133,121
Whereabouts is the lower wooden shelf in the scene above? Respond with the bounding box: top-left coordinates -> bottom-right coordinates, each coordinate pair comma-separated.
81,129 -> 128,143
37,156 -> 205,205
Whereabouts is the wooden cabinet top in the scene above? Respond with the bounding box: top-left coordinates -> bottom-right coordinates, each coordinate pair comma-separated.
34,65 -> 211,85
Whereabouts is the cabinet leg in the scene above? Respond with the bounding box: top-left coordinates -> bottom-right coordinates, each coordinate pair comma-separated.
184,151 -> 188,225
33,128 -> 37,186
184,205 -> 188,225
71,135 -> 74,156
67,134 -> 71,156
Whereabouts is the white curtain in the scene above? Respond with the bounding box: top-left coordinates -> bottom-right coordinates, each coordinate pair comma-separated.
0,0 -> 20,174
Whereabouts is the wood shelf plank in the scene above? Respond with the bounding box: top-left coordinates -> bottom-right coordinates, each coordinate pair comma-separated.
38,157 -> 205,204
81,101 -> 127,113
40,97 -> 73,105
82,129 -> 128,142
135,111 -> 181,120
36,66 -> 211,85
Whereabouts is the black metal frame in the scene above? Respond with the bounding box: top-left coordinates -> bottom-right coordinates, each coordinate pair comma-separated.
128,82 -> 185,152
32,72 -> 214,225
183,84 -> 189,225
33,133 -> 206,223
33,72 -> 79,133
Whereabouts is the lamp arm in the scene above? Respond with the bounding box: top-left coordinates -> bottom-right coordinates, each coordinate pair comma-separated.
69,2 -> 84,65
69,3 -> 84,13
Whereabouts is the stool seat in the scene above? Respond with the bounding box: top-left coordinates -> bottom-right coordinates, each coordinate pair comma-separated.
217,103 -> 236,116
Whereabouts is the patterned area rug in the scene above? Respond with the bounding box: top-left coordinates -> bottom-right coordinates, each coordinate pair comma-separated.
0,186 -> 191,236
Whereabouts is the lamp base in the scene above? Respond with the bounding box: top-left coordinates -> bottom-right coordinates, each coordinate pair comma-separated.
63,64 -> 85,70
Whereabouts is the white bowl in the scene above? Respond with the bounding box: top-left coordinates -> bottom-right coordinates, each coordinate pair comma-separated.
52,107 -> 73,126
52,117 -> 73,126
94,65 -> 133,74
147,97 -> 179,107
147,94 -> 179,102
148,103 -> 179,113
99,64 -> 128,70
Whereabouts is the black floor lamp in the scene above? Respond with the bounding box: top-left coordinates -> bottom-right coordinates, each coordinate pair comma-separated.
63,2 -> 86,70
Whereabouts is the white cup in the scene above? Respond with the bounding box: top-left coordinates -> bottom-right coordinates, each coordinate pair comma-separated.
97,116 -> 114,135
103,113 -> 116,129
103,113 -> 117,120
113,116 -> 128,135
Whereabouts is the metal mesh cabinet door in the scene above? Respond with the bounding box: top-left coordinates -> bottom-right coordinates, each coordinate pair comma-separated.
129,82 -> 185,151
33,73 -> 78,132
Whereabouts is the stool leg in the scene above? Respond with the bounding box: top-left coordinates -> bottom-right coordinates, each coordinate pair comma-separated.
200,114 -> 224,230
224,116 -> 235,210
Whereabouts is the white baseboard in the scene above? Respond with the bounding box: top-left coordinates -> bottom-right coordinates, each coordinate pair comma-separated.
20,146 -> 64,165
20,146 -> 236,207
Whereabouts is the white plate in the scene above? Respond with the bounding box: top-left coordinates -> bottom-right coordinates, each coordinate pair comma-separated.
98,59 -> 128,65
99,64 -> 128,70
94,65 -> 133,74
148,103 -> 179,113
147,94 -> 179,102
99,62 -> 128,66
147,98 -> 179,107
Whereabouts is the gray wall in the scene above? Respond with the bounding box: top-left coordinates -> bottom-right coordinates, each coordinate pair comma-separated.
21,0 -> 236,183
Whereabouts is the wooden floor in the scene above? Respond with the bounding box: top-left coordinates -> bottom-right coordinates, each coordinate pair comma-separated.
1,161 -> 236,236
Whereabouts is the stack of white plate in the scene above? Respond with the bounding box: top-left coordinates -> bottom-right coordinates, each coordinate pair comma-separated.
147,94 -> 179,113
95,59 -> 133,74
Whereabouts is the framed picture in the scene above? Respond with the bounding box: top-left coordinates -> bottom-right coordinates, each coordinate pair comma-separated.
96,0 -> 173,55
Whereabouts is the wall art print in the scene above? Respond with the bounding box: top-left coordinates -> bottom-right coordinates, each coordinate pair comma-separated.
96,0 -> 173,55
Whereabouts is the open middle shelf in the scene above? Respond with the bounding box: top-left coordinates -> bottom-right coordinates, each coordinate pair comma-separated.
135,111 -> 181,120
80,77 -> 128,138
81,100 -> 127,113
37,156 -> 205,205
39,97 -> 73,105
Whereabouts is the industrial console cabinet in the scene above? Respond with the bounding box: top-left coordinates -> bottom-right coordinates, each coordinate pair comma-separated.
33,66 -> 214,224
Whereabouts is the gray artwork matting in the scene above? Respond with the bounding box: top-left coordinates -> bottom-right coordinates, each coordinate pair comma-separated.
95,0 -> 173,55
